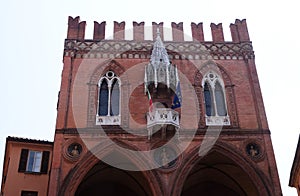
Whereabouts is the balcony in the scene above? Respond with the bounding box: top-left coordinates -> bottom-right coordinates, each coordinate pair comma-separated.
147,108 -> 180,129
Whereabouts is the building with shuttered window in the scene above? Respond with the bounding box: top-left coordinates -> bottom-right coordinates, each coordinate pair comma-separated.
289,135 -> 300,194
1,137 -> 52,196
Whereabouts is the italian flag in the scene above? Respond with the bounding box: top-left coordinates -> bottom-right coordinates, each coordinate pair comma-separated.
147,89 -> 153,113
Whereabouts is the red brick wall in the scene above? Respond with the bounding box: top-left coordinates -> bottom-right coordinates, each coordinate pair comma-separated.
49,17 -> 281,195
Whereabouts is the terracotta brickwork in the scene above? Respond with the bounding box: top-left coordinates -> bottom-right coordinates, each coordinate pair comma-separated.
48,16 -> 282,195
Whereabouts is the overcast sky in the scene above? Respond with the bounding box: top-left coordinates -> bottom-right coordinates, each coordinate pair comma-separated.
1,0 -> 299,195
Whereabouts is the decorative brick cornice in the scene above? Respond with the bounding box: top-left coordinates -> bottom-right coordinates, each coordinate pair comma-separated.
64,39 -> 254,60
56,128 -> 269,135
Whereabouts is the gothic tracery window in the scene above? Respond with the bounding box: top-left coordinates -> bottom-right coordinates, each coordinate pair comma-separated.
96,71 -> 121,125
202,71 -> 230,125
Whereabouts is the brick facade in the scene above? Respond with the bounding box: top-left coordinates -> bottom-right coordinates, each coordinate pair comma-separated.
47,16 -> 282,196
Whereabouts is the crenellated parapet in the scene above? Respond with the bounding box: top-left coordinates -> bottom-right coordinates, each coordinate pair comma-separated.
93,21 -> 106,40
113,21 -> 125,40
230,19 -> 250,43
67,16 -> 86,40
171,22 -> 184,42
191,22 -> 204,42
210,23 -> 225,43
133,22 -> 145,41
152,22 -> 164,41
65,16 -> 254,60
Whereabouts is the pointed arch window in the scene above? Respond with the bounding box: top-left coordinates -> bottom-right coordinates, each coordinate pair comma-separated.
96,71 -> 121,125
99,79 -> 109,116
215,81 -> 227,116
204,82 -> 215,116
202,71 -> 230,125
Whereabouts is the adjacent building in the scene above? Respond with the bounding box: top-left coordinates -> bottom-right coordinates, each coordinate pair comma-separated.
290,135 -> 300,195
1,137 -> 53,196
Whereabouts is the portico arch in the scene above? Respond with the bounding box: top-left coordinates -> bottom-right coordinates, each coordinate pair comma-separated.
171,142 -> 272,196
59,139 -> 163,196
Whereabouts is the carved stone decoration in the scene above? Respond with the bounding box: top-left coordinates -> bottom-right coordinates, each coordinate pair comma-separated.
245,141 -> 264,162
144,29 -> 179,91
194,63 -> 239,128
147,108 -> 179,128
68,143 -> 82,157
153,146 -> 178,171
169,64 -> 177,90
87,60 -> 128,128
64,39 -> 255,60
202,70 -> 230,126
63,139 -> 83,162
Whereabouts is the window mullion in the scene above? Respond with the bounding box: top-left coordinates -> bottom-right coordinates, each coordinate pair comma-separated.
96,84 -> 100,116
118,80 -> 121,116
107,80 -> 112,116
212,85 -> 218,117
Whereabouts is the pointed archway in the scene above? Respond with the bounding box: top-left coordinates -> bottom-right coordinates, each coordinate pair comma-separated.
59,140 -> 163,196
181,150 -> 257,195
75,153 -> 151,196
171,142 -> 272,196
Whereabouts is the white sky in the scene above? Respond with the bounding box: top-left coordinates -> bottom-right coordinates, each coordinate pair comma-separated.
0,0 -> 299,195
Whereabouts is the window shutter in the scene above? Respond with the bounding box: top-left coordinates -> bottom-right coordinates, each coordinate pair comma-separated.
40,151 -> 50,174
18,149 -> 28,172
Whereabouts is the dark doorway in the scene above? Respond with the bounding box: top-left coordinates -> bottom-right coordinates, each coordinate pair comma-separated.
181,151 -> 259,196
75,153 -> 152,196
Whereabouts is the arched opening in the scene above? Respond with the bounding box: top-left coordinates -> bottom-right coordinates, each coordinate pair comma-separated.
181,151 -> 259,196
98,79 -> 109,116
204,82 -> 214,116
75,152 -> 153,196
97,71 -> 120,117
215,81 -> 227,116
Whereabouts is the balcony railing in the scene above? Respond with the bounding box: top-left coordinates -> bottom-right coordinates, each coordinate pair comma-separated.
147,108 -> 180,129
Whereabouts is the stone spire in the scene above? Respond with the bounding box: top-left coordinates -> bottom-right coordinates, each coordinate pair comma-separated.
145,29 -> 178,92
150,29 -> 170,66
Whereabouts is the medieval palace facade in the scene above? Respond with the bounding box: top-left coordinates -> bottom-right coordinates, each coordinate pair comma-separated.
1,16 -> 282,196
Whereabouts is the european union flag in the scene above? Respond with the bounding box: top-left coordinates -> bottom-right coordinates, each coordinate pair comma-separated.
171,81 -> 182,109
